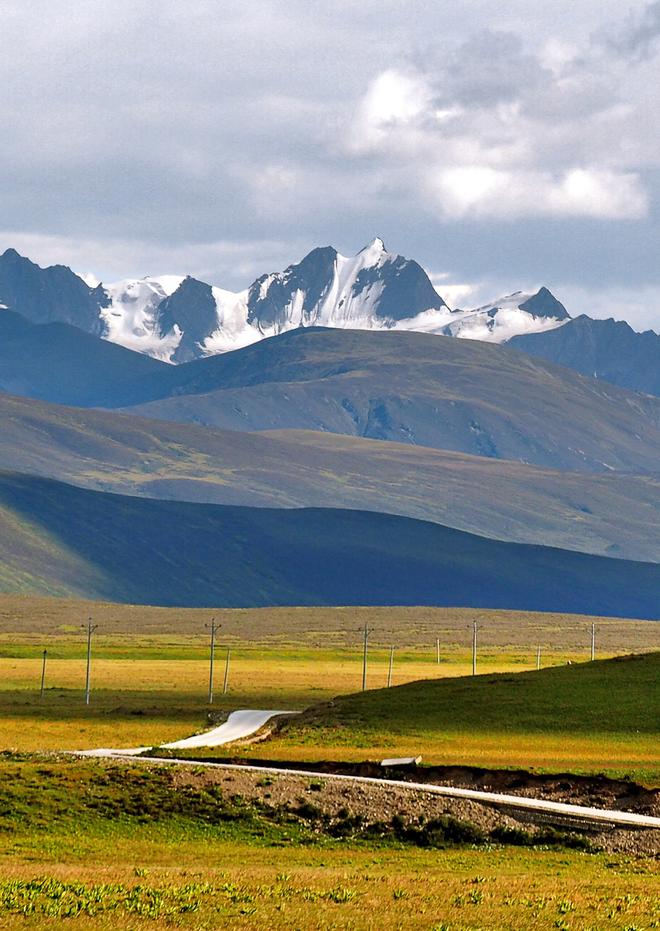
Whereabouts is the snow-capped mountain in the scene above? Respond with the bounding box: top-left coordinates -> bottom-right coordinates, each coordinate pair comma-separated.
93,239 -> 570,362
441,288 -> 570,342
0,240 -> 570,364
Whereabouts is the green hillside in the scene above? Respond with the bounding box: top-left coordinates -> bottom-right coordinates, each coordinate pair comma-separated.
286,652 -> 660,740
264,652 -> 660,779
1,392 -> 659,561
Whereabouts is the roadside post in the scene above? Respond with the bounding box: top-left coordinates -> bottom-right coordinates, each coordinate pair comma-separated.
472,621 -> 478,676
536,644 -> 541,670
387,645 -> 394,687
590,622 -> 596,661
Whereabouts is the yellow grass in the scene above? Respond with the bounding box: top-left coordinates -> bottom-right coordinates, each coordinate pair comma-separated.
0,595 -> 657,778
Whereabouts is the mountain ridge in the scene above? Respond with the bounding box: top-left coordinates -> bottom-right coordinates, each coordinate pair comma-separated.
117,327 -> 660,475
0,243 -> 570,362
1,390 -> 658,561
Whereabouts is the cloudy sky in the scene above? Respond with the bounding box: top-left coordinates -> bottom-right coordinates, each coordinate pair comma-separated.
1,0 -> 659,330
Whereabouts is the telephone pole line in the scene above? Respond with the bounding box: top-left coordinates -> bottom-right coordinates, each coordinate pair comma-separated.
82,618 -> 98,705
206,618 -> 221,703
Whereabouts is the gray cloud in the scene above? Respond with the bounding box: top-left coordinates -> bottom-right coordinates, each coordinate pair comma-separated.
0,0 -> 657,334
602,1 -> 660,60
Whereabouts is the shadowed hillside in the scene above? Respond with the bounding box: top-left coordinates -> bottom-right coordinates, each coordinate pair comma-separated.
0,470 -> 658,616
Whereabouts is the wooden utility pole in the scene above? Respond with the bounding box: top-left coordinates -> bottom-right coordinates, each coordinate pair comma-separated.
387,645 -> 394,687
223,648 -> 231,694
83,619 -> 98,705
436,637 -> 440,665
590,622 -> 596,662
206,618 -> 221,703
536,644 -> 541,671
472,621 -> 478,676
39,649 -> 47,699
361,623 -> 372,691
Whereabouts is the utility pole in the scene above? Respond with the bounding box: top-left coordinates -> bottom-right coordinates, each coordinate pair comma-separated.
206,618 -> 221,704
472,621 -> 478,676
83,619 -> 98,705
590,622 -> 596,662
361,623 -> 372,691
387,645 -> 394,688
536,644 -> 541,671
39,649 -> 47,699
223,648 -> 231,694
436,637 -> 440,665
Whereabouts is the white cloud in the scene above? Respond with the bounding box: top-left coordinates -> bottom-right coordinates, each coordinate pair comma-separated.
429,167 -> 647,219
350,69 -> 433,153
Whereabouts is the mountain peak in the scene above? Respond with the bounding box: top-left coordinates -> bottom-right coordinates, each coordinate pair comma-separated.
520,287 -> 571,321
1,247 -> 28,264
359,237 -> 387,255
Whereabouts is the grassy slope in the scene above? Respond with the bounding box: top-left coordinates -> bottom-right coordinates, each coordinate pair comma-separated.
257,653 -> 660,780
0,470 -> 659,615
123,327 -> 660,474
0,758 -> 657,931
1,392 -> 659,561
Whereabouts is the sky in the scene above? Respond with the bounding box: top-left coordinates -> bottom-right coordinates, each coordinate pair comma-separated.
1,0 -> 659,332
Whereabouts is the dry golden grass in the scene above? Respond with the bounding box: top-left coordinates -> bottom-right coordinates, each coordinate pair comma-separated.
1,593 -> 657,653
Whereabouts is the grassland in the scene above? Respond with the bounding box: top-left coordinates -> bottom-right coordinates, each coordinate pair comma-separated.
0,596 -> 657,781
0,596 -> 658,928
0,756 -> 657,930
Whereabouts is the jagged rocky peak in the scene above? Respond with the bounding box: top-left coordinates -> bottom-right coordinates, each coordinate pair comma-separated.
245,239 -> 446,333
156,276 -> 219,364
519,287 -> 571,320
0,247 -> 108,336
